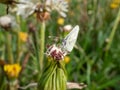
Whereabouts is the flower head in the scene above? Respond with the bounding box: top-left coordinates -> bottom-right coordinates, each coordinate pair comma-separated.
4,64 -> 21,78
45,0 -> 68,17
19,32 -> 28,42
17,0 -> 35,18
16,0 -> 68,19
110,0 -> 120,9
64,56 -> 70,64
35,4 -> 50,21
16,0 -> 50,21
57,17 -> 65,25
0,15 -> 16,30
63,24 -> 72,32
46,44 -> 66,60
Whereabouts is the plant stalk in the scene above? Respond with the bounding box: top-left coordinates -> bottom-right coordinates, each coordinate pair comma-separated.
106,8 -> 120,50
16,15 -> 21,63
16,32 -> 21,63
6,32 -> 13,64
39,22 -> 45,71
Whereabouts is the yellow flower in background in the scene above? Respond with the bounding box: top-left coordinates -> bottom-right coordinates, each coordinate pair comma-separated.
110,3 -> 119,8
19,32 -> 28,42
64,56 -> 70,64
113,0 -> 120,3
57,17 -> 65,25
110,0 -> 120,9
4,64 -> 21,78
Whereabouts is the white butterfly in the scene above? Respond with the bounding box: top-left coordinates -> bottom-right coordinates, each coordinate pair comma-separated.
46,25 -> 79,60
61,25 -> 80,53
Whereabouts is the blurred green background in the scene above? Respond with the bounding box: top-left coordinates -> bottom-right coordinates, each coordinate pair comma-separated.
0,0 -> 120,90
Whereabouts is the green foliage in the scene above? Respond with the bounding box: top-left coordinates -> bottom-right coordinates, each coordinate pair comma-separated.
0,0 -> 120,90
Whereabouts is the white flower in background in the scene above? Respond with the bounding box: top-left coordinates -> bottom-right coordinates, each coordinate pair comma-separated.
0,15 -> 17,29
16,0 -> 68,18
63,25 -> 73,32
45,0 -> 68,17
17,0 -> 36,18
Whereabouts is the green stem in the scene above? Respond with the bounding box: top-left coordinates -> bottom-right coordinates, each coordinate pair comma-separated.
34,31 -> 41,71
16,15 -> 21,63
5,32 -> 13,64
39,22 -> 46,71
87,61 -> 91,86
105,8 -> 120,50
16,32 -> 21,63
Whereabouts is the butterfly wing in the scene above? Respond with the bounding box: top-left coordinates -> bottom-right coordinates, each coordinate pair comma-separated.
61,25 -> 80,52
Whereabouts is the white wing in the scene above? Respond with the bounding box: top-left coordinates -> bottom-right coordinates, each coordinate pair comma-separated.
61,25 -> 80,52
